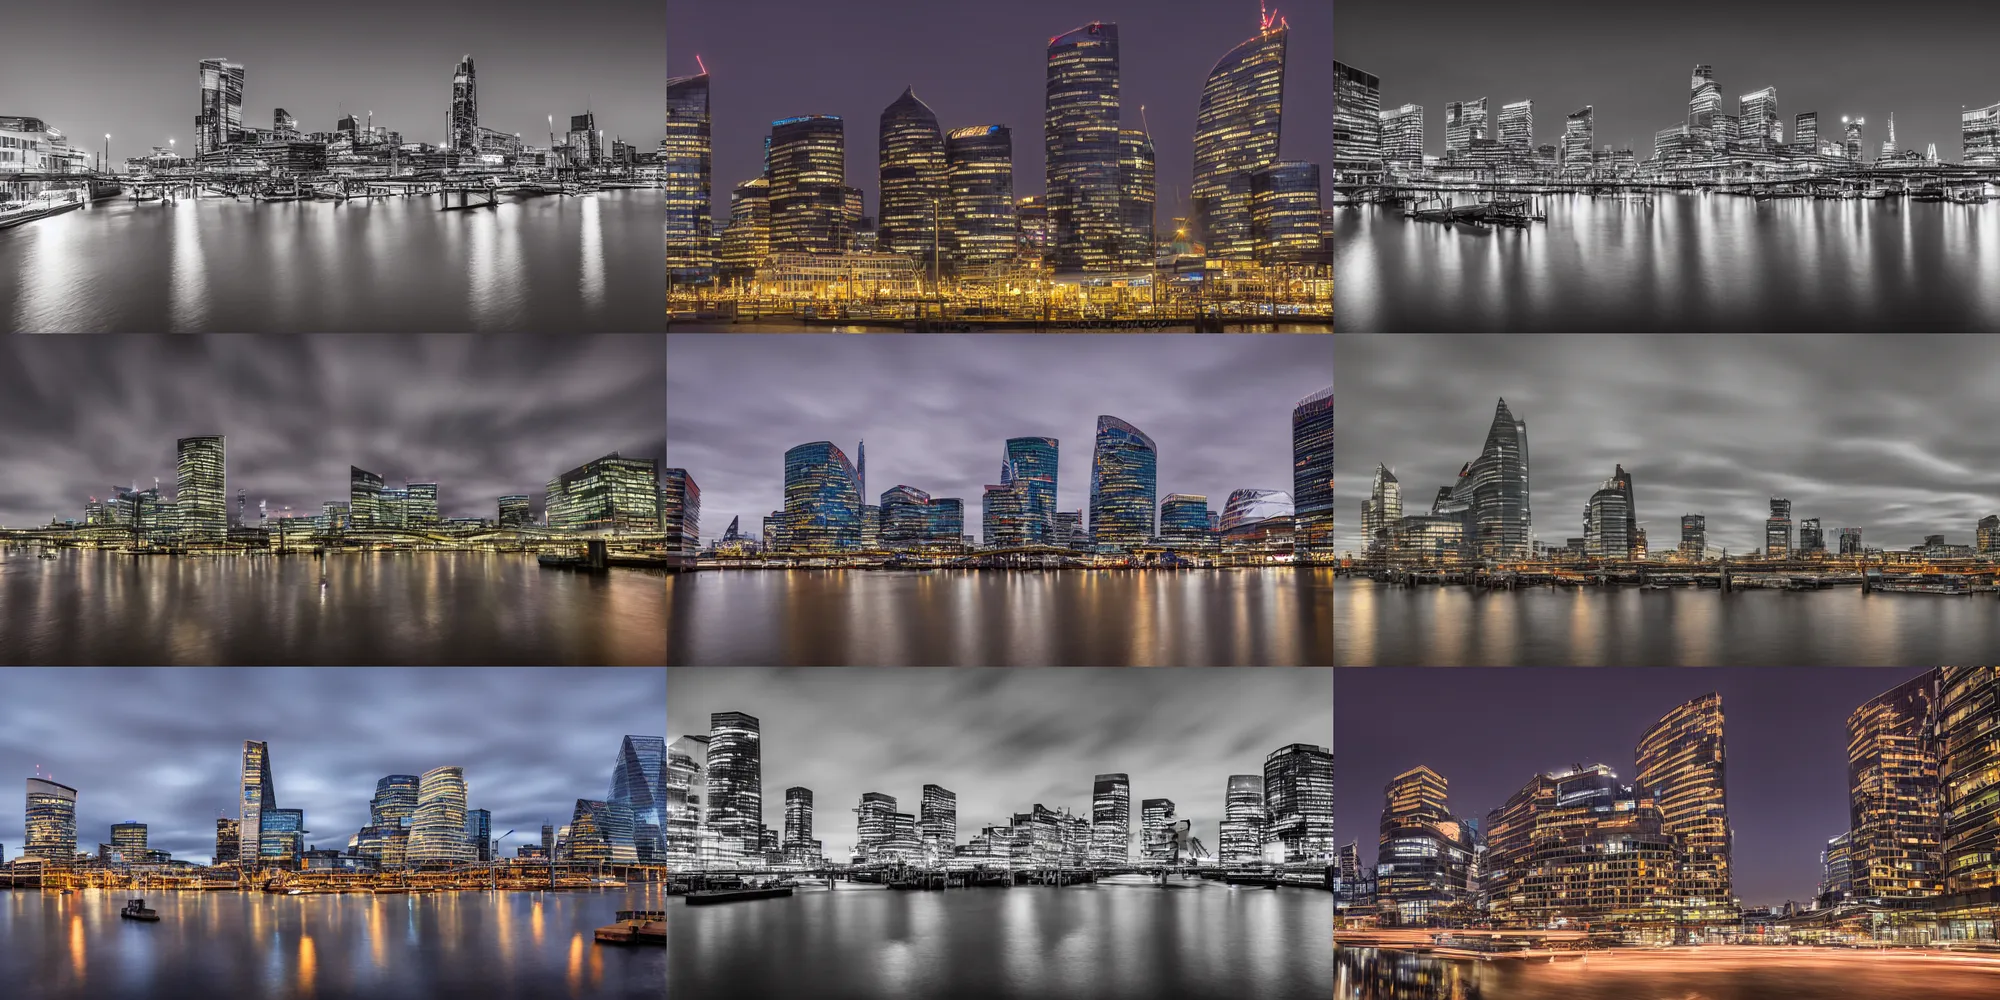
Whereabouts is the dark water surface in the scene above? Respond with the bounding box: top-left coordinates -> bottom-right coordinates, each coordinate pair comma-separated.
0,549 -> 666,664
672,880 -> 1332,1000
1,190 -> 664,332
1337,946 -> 2000,1000
2,887 -> 664,1000
667,568 -> 1334,665
1333,197 -> 2000,331
1336,578 -> 2000,666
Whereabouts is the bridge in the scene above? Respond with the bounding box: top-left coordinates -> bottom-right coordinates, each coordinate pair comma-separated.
1367,558 -> 2000,594
1336,164 -> 2000,204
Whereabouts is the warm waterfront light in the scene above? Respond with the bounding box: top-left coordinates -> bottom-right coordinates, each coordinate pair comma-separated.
69,912 -> 85,979
300,934 -> 317,995
566,932 -> 584,994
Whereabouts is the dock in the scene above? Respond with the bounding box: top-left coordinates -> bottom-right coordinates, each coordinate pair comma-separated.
684,886 -> 793,905
594,910 -> 665,945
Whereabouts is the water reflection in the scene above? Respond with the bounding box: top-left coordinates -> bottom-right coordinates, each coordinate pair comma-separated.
1336,945 -> 2000,1000
1334,197 -> 2000,331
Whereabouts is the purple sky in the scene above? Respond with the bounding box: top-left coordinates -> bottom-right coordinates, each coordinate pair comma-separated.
1336,666 -> 1933,908
671,0 -> 1332,224
3,0 -> 663,160
1337,0 -> 2000,162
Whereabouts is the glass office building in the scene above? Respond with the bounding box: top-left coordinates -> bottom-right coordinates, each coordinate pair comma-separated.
783,786 -> 813,851
1116,128 -> 1155,268
856,791 -> 896,861
1332,60 -> 1383,183
407,766 -> 474,864
1005,437 -> 1059,543
1192,19 -> 1287,260
24,778 -> 78,863
1962,102 -> 2000,166
497,494 -> 530,528
1250,162 -> 1325,265
717,177 -> 772,280
349,467 -> 383,529
1141,798 -> 1177,862
1091,773 -> 1130,865
1089,415 -> 1157,551
769,115 -> 847,254
663,468 -> 701,554
1562,107 -> 1594,173
706,712 -> 762,865
464,808 -> 492,862
404,483 -> 438,528
947,125 -> 1018,264
1045,22 -> 1123,273
240,740 -> 275,870
259,807 -> 307,867
1938,667 -> 1999,897
1381,104 -> 1424,165
1265,743 -> 1334,863
546,453 -> 662,534
1376,765 -> 1471,924
1160,494 -> 1210,544
1846,672 -> 1942,903
196,58 -> 245,157
610,735 -> 668,863
879,87 -> 948,264
880,485 -> 935,550
1635,693 -> 1737,924
666,71 -> 715,280
1436,397 -> 1531,562
920,784 -> 957,853
175,435 -> 227,542
783,442 -> 862,551
449,55 -> 479,155
1219,774 -> 1267,865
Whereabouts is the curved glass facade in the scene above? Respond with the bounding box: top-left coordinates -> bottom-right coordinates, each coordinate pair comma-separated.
1089,415 -> 1157,550
1220,488 -> 1293,533
407,765 -> 473,864
25,778 -> 77,863
879,88 -> 947,263
880,484 -> 934,550
1005,437 -> 1059,543
769,115 -> 847,254
1635,692 -> 1736,924
1250,162 -> 1325,265
1847,673 -> 1941,902
1192,24 -> 1287,260
946,125 -> 1017,264
665,72 -> 714,280
783,441 -> 862,551
1045,22 -> 1122,273
1939,666 -> 1999,895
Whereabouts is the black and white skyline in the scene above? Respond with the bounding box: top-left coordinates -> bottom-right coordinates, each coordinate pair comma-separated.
1335,333 -> 2000,555
667,667 -> 1333,861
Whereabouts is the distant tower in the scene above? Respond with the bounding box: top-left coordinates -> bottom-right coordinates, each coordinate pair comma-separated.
450,55 -> 478,154
856,440 -> 866,506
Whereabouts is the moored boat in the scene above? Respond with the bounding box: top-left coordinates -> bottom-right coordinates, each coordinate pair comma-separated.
120,898 -> 161,921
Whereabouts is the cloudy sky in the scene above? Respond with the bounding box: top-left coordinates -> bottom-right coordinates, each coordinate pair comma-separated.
0,334 -> 665,527
1338,0 -> 1996,161
669,667 -> 1331,859
1337,667 -> 1929,907
1336,334 -> 2000,555
0,667 -> 665,865
666,334 -> 1332,544
4,0 -> 662,159
673,0 -> 1332,226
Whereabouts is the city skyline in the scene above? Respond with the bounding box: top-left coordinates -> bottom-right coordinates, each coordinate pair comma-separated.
665,333 -> 1328,546
1336,0 -> 1998,162
669,0 -> 1333,227
1,0 -> 663,162
1336,333 -> 2000,555
1336,666 -> 1933,908
0,334 -> 665,527
667,667 -> 1332,863
0,667 -> 665,867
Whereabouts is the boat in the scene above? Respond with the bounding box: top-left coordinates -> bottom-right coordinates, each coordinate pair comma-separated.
120,898 -> 161,921
594,910 -> 666,946
1449,219 -> 1493,235
684,886 -> 793,905
0,193 -> 87,230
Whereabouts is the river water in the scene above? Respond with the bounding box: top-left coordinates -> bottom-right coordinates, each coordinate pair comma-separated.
1336,578 -> 2000,666
1336,946 -> 2000,1000
666,568 -> 1334,665
672,880 -> 1332,1000
0,189 -> 664,332
0,549 -> 666,664
1,887 -> 664,1000
1332,197 -> 2000,331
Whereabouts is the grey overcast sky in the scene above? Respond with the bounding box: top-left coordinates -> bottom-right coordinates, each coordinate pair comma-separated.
1337,667 -> 1929,908
665,333 -> 1332,545
1334,333 -> 2000,555
0,334 -> 665,527
2,0 -> 663,158
668,667 -> 1332,860
0,667 -> 666,865
1337,0 -> 2000,161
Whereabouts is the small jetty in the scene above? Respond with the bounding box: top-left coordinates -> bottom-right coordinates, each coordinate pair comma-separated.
1405,196 -> 1546,232
684,886 -> 793,905
594,910 -> 665,946
120,898 -> 161,922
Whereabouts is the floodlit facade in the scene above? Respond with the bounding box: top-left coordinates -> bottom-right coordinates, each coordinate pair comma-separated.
1045,22 -> 1123,272
878,87 -> 948,265
546,453 -> 662,534
407,766 -> 474,864
1091,773 -> 1131,865
24,778 -> 78,864
1331,60 -> 1383,182
769,115 -> 848,254
717,176 -> 772,280
196,58 -> 245,157
1088,415 -> 1157,550
1562,107 -> 1594,173
1192,18 -> 1287,260
1376,766 -> 1472,924
1635,692 -> 1738,924
666,71 -> 715,280
1486,765 -> 1682,933
946,125 -> 1017,264
1265,743 -> 1334,863
783,441 -> 863,551
1116,128 -> 1155,268
1963,102 -> 2000,167
1381,104 -> 1424,165
1220,774 -> 1267,865
449,55 -> 479,156
175,435 -> 227,542
1249,161 -> 1326,265
240,741 -> 275,870
1141,798 -> 1177,862
920,784 -> 957,855
666,735 -> 709,867
1938,667 -> 2000,898
1847,672 -> 1942,903
705,712 -> 762,865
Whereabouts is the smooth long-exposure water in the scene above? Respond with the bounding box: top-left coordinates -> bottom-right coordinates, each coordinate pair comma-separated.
672,880 -> 1332,1000
0,549 -> 666,664
667,568 -> 1335,665
1,887 -> 664,1000
0,190 -> 664,332
1336,946 -> 2000,1000
1335,578 -> 2000,665
1333,196 -> 2000,331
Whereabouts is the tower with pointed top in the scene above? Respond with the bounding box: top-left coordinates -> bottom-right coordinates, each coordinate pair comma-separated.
1434,398 -> 1531,562
879,88 -> 947,265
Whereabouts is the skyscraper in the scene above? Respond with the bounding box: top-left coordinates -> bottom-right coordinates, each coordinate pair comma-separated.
24,778 -> 78,863
1847,672 -> 1941,903
783,786 -> 812,850
1265,742 -> 1335,863
1091,773 -> 1131,865
769,115 -> 847,254
1562,107 -> 1594,173
666,70 -> 715,280
717,176 -> 772,279
407,766 -> 474,864
1191,15 -> 1287,260
214,817 -> 240,866
1635,692 -> 1736,923
349,467 -> 383,529
1115,128 -> 1155,267
1839,526 -> 1863,556
449,55 -> 478,155
1380,104 -> 1424,164
705,712 -> 762,865
663,468 -> 702,555
1937,667 -> 1999,897
1799,517 -> 1825,554
354,773 -> 419,869
1331,60 -> 1383,182
920,784 -> 957,853
546,453 -> 662,533
783,442 -> 863,552
1160,494 -> 1211,544
1361,463 -> 1402,554
1140,798 -> 1176,862
1739,86 -> 1778,148
1445,98 -> 1487,154
1436,398 -> 1531,562
1290,382 -> 1336,560
1584,464 -> 1634,560
1045,22 -> 1123,272
497,494 -> 530,529
1496,99 -> 1533,155
1219,774 -> 1267,865
1688,65 -> 1721,146
1962,102 -> 2000,166
1764,497 -> 1793,558
878,88 -> 948,266
946,125 -> 1017,264
1250,162 -> 1325,265
855,792 -> 896,861
176,436 -> 226,542
240,741 -> 275,871
1680,514 -> 1707,558
1377,766 -> 1470,924
611,735 -> 668,863
666,735 -> 708,867
1089,415 -> 1157,550
464,808 -> 493,863
196,58 -> 245,157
